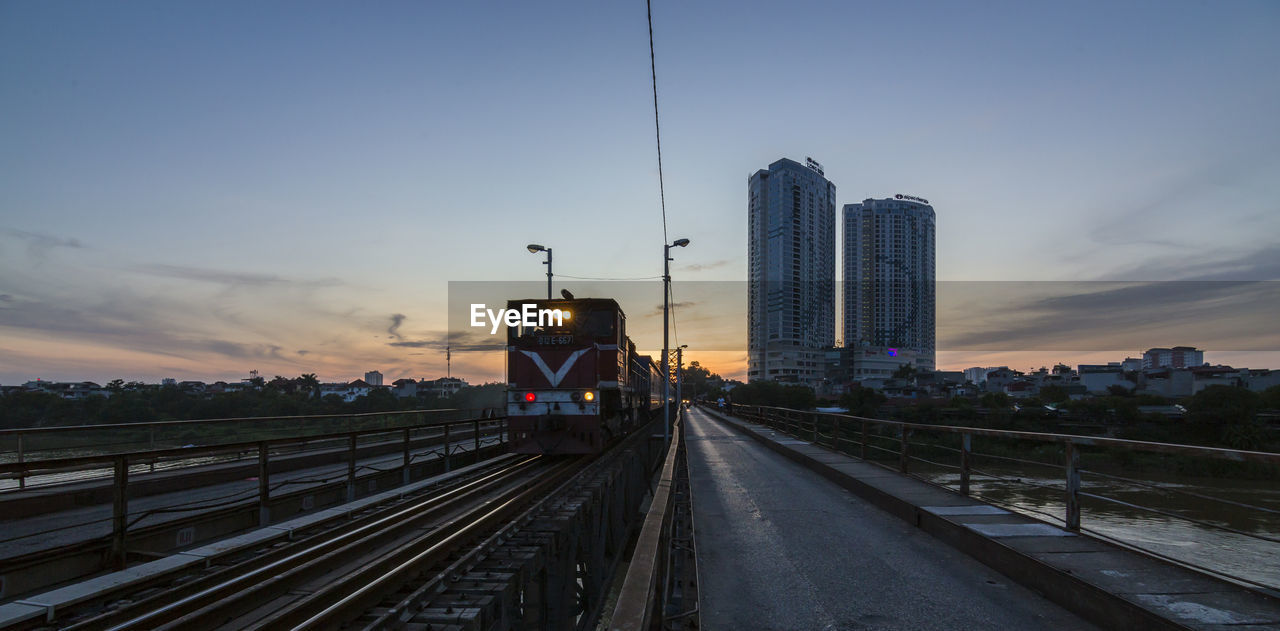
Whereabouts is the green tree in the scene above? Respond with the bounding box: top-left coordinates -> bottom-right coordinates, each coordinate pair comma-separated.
892,364 -> 918,380
1187,385 -> 1261,425
980,392 -> 1011,408
1106,384 -> 1133,397
297,373 -> 321,399
1039,385 -> 1068,404
730,381 -> 816,409
1261,384 -> 1280,410
840,385 -> 886,417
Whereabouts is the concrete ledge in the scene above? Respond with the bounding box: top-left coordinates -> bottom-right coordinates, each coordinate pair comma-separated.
0,454 -> 516,627
700,406 -> 1280,631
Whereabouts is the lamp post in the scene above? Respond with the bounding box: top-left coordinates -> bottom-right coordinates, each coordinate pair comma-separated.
663,238 -> 690,444
526,244 -> 552,299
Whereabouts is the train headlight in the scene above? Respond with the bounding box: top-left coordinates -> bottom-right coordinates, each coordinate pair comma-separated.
524,392 -> 536,402
584,391 -> 595,402
570,391 -> 581,402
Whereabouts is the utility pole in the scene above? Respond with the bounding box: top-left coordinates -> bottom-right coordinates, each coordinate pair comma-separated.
662,238 -> 690,444
676,345 -> 687,416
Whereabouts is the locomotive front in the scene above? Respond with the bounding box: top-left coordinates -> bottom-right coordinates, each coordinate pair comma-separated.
505,298 -> 628,454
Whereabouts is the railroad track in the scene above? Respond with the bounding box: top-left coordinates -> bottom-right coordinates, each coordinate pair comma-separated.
11,418 -> 663,631
6,454 -> 540,630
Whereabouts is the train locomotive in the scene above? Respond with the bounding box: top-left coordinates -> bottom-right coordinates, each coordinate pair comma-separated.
505,297 -> 664,454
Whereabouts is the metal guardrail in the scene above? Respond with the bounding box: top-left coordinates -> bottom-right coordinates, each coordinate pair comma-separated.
0,408 -> 499,489
726,403 -> 1280,592
0,414 -> 507,572
610,410 -> 698,631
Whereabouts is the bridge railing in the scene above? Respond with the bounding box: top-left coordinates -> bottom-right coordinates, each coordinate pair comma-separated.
610,409 -> 698,631
0,413 -> 508,574
726,403 -> 1280,593
0,407 -> 501,489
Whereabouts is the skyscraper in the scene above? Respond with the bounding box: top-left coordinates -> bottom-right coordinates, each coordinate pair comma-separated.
843,195 -> 936,370
748,157 -> 836,384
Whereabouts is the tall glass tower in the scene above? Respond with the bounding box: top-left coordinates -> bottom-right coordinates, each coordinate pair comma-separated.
842,195 -> 936,370
748,157 -> 836,384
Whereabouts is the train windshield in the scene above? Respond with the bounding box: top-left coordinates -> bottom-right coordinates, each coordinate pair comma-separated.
507,304 -> 618,344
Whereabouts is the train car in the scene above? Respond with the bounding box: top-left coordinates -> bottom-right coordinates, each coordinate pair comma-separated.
507,297 -> 655,454
635,352 -> 664,414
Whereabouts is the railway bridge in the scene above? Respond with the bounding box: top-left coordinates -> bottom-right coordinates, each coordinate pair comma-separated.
0,405 -> 1276,630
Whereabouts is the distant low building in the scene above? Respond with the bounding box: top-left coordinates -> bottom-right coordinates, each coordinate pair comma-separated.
1143,346 -> 1204,370
320,380 -> 374,402
984,367 -> 1017,393
1241,369 -> 1280,393
963,367 -> 997,384
21,380 -> 107,399
1004,379 -> 1038,399
391,378 -> 420,398
1078,363 -> 1132,394
425,377 -> 468,398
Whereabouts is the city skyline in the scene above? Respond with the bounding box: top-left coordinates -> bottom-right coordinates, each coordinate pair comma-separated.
3,1 -> 1279,385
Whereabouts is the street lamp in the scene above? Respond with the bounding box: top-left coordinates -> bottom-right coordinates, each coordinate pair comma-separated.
663,238 -> 690,444
526,244 -> 552,299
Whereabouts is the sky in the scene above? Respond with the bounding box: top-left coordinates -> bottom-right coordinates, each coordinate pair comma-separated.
2,0 -> 1278,385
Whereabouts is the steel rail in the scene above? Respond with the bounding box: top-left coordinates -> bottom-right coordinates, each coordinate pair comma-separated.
97,456 -> 544,631
357,417 -> 666,630
251,458 -> 585,630
53,455 -> 523,631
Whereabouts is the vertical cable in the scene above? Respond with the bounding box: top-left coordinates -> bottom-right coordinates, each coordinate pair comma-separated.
647,0 -> 668,244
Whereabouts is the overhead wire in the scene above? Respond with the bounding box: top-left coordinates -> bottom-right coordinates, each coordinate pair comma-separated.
646,0 -> 668,245
557,274 -> 662,281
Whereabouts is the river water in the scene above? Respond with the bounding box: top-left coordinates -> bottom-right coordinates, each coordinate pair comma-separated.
909,462 -> 1280,592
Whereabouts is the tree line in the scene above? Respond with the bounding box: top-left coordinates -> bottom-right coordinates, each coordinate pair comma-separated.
0,376 -> 505,430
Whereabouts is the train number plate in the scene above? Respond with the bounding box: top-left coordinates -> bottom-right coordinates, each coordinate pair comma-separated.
537,335 -> 575,345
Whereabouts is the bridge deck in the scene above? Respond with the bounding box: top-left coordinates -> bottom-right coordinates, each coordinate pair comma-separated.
691,406 -> 1280,630
685,406 -> 1096,630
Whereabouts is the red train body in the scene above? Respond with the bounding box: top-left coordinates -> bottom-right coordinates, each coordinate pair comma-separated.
505,298 -> 663,454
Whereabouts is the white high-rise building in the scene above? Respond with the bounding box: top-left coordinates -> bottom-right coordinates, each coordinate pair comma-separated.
748,157 -> 836,384
364,370 -> 384,386
843,195 -> 936,370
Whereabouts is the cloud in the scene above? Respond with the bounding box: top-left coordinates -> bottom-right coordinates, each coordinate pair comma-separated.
680,259 -> 731,272
938,280 -> 1279,351
388,313 -> 406,340
3,228 -> 86,261
0,286 -> 309,363
650,300 -> 697,316
388,329 -> 498,351
1101,244 -> 1280,282
132,263 -> 341,288
1084,150 -> 1278,250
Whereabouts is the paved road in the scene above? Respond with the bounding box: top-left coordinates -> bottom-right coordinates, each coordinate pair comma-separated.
685,407 -> 1097,631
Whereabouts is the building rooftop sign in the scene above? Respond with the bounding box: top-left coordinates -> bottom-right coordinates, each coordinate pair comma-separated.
805,157 -> 824,176
894,193 -> 929,204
